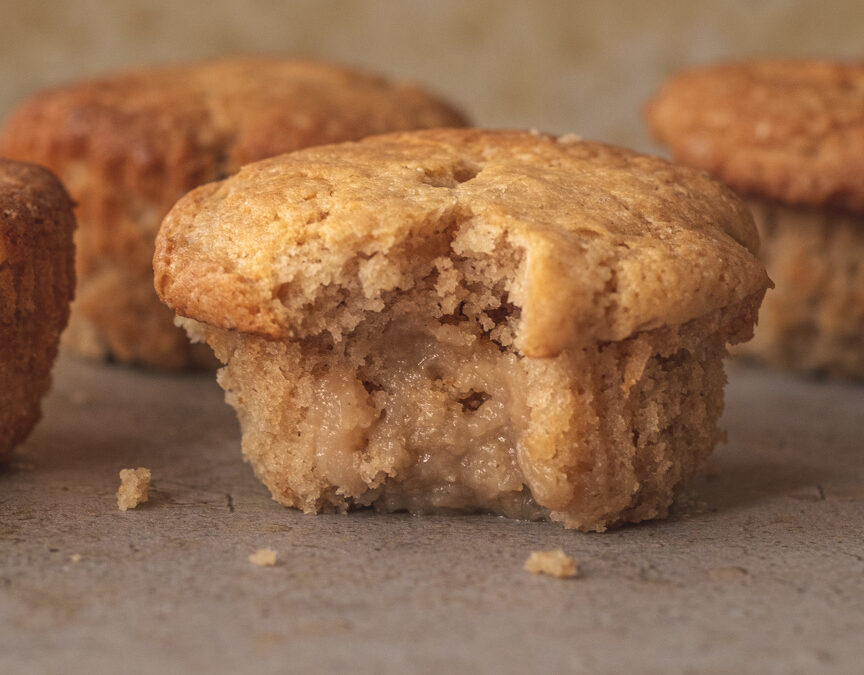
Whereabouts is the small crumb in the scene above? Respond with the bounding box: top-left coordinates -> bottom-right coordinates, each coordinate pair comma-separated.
249,548 -> 277,567
709,566 -> 748,580
69,553 -> 82,564
116,467 -> 151,511
557,133 -> 583,144
524,549 -> 579,578
790,484 -> 826,502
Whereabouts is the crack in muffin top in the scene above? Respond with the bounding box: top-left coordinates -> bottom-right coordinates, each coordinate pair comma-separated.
646,60 -> 864,213
154,128 -> 769,358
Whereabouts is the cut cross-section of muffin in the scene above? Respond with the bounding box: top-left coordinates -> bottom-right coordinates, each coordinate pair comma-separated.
154,129 -> 770,531
0,160 -> 76,458
0,57 -> 468,369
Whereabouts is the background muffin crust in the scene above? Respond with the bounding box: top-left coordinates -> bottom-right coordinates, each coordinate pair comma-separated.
0,160 -> 76,457
0,57 -> 468,368
647,60 -> 864,212
647,60 -> 864,377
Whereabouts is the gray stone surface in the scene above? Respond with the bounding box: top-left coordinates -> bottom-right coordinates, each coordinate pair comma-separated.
1,357 -> 862,674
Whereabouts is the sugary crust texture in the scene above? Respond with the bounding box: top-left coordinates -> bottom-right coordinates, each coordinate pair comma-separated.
0,160 -> 76,457
646,60 -> 864,212
0,57 -> 467,368
156,129 -> 769,358
735,199 -> 864,378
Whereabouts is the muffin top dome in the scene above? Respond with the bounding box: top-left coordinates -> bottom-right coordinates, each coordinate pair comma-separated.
155,129 -> 769,357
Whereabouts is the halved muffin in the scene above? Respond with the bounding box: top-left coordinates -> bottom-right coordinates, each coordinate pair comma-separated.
154,129 -> 769,530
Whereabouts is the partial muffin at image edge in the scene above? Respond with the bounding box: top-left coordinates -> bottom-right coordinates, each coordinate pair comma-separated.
0,57 -> 469,369
0,160 -> 76,458
153,128 -> 770,531
646,60 -> 864,378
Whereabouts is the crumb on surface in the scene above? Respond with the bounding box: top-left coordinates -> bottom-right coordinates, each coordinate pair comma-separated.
709,566 -> 748,580
249,548 -> 277,567
69,553 -> 82,563
524,549 -> 579,578
116,467 -> 151,511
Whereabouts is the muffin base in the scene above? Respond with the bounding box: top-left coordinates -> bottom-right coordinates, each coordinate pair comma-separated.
187,286 -> 759,531
738,199 -> 864,378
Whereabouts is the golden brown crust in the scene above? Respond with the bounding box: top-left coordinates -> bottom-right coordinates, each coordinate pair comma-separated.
646,60 -> 864,212
155,128 -> 769,357
0,57 -> 468,368
0,160 -> 76,457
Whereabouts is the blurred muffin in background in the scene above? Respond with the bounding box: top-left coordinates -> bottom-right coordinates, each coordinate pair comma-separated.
0,160 -> 75,458
0,57 -> 468,369
647,60 -> 864,379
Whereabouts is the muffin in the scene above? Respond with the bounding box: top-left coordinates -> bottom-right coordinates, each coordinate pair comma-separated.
0,57 -> 468,369
154,129 -> 769,531
0,160 -> 76,458
647,60 -> 864,378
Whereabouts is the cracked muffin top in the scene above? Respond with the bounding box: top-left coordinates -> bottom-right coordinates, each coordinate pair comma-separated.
154,128 -> 770,358
0,57 -> 468,201
646,60 -> 864,212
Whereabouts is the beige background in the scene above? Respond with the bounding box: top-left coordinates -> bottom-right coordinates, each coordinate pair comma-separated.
2,0 -> 863,153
